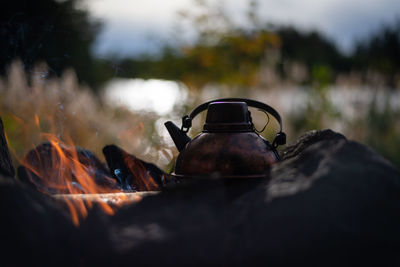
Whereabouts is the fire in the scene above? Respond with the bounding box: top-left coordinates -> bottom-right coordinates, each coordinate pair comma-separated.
2,63 -> 163,226
19,132 -> 128,226
9,111 -> 162,226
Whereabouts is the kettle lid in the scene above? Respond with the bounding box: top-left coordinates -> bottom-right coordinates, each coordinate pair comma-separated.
203,101 -> 253,132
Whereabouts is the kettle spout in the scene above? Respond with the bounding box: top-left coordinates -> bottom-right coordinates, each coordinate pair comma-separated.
164,121 -> 191,152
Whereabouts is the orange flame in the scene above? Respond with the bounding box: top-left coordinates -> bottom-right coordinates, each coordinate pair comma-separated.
123,153 -> 159,191
10,113 -> 161,226
20,132 -> 126,226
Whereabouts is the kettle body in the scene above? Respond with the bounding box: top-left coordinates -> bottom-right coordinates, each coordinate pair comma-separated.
165,98 -> 286,179
174,131 -> 277,178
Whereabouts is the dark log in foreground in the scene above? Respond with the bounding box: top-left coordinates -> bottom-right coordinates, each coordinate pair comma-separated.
0,176 -> 78,266
2,129 -> 400,266
0,118 -> 14,178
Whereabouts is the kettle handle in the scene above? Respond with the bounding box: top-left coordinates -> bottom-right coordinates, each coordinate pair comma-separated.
181,98 -> 286,148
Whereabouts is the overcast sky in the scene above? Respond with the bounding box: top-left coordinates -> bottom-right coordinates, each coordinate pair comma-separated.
87,0 -> 400,58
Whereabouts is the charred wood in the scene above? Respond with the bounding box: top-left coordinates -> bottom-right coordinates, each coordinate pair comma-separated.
0,118 -> 15,178
103,145 -> 165,191
18,142 -> 116,193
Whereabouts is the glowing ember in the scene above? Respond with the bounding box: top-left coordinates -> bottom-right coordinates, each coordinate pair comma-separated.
53,192 -> 158,206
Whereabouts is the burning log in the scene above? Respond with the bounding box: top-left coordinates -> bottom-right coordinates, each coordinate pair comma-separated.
18,142 -> 117,194
16,138 -> 169,225
53,191 -> 158,206
16,140 -> 131,225
103,144 -> 166,191
51,192 -> 159,222
17,142 -> 169,193
0,117 -> 15,178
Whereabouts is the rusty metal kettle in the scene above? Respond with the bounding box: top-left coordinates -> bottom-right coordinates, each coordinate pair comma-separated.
164,98 -> 286,179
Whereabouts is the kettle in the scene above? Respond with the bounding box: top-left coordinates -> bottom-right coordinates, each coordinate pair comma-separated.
164,98 -> 286,179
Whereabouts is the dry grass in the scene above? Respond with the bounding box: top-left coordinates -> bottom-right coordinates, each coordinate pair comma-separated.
0,61 -> 172,172
1,60 -> 399,172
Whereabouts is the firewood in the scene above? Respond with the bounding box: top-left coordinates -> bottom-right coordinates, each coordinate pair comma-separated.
103,145 -> 166,191
52,191 -> 158,206
0,117 -> 15,178
18,143 -> 117,193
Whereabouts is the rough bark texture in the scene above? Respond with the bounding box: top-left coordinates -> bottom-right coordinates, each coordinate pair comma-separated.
0,118 -> 14,178
2,129 -> 400,266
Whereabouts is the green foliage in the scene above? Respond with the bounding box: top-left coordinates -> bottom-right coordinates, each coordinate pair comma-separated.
289,85 -> 340,135
311,64 -> 333,87
364,96 -> 400,166
288,86 -> 400,167
179,30 -> 281,88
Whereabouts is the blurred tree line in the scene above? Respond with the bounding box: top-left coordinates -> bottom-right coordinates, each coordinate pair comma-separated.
1,0 -> 399,90
352,20 -> 400,87
0,0 -> 104,88
110,1 -> 400,90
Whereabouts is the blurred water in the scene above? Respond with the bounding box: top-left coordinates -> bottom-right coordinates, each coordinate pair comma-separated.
104,79 -> 400,119
254,86 -> 400,118
103,78 -> 188,115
